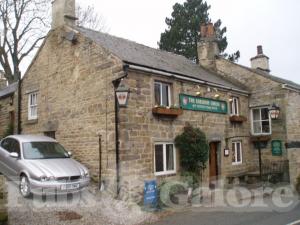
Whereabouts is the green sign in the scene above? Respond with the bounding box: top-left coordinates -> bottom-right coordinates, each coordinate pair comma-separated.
179,94 -> 228,114
271,140 -> 282,156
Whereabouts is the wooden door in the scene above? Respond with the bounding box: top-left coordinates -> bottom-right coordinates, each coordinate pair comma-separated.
209,142 -> 218,188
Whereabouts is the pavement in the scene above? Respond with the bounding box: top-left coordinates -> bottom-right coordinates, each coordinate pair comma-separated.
151,184 -> 300,225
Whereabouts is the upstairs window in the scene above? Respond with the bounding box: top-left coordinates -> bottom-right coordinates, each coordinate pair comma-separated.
28,92 -> 38,120
230,97 -> 239,115
154,81 -> 171,107
251,107 -> 271,135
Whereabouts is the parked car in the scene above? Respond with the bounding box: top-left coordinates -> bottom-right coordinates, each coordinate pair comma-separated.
0,135 -> 90,197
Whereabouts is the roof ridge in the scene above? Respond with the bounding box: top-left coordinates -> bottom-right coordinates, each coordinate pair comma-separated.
218,57 -> 300,89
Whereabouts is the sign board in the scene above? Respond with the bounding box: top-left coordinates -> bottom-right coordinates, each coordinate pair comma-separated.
179,94 -> 228,114
144,180 -> 157,208
271,140 -> 282,156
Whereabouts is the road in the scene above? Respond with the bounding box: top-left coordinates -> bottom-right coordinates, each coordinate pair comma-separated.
153,199 -> 300,225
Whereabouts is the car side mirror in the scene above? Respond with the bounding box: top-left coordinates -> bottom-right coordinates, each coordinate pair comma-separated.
68,151 -> 72,157
10,152 -> 19,158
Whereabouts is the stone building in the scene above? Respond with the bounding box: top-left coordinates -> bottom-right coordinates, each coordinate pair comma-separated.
0,80 -> 17,139
14,0 -> 300,198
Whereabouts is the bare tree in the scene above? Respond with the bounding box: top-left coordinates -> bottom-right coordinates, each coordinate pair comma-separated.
0,0 -> 107,83
0,0 -> 50,83
76,5 -> 108,32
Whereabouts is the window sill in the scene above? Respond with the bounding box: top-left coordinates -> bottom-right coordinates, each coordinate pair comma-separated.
154,171 -> 176,176
26,119 -> 38,125
250,135 -> 271,142
232,162 -> 243,166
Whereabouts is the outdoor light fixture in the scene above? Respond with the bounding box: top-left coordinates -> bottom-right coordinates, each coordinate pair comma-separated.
269,103 -> 280,119
116,81 -> 130,107
196,91 -> 202,96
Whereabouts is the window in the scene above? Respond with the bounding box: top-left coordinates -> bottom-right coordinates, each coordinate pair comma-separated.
251,107 -> 271,135
230,97 -> 239,115
154,143 -> 176,176
44,131 -> 56,139
0,138 -> 20,155
28,92 -> 38,120
154,81 -> 171,107
232,141 -> 242,165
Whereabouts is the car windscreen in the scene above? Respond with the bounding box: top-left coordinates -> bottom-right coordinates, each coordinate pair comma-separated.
22,142 -> 70,159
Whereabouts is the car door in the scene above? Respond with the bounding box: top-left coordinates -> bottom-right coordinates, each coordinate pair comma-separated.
0,138 -> 12,176
5,138 -> 21,177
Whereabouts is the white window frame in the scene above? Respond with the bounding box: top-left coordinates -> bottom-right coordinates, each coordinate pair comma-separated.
251,107 -> 271,135
154,81 -> 171,107
232,141 -> 243,165
28,92 -> 38,120
230,97 -> 239,115
154,142 -> 176,176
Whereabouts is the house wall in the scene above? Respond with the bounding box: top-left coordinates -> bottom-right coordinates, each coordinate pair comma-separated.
21,27 -> 124,189
216,58 -> 288,163
0,95 -> 15,138
286,90 -> 300,187
117,70 -> 251,200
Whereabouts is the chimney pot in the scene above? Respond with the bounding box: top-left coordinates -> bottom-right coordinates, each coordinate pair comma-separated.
200,23 -> 215,39
257,45 -> 263,55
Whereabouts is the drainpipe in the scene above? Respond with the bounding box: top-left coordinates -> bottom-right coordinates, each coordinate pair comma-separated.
112,65 -> 128,197
17,72 -> 22,134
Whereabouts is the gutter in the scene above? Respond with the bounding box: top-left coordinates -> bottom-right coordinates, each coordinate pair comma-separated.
126,63 -> 249,96
281,84 -> 300,93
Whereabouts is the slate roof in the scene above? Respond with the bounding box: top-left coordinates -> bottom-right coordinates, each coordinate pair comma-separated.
0,82 -> 18,99
75,27 -> 246,92
251,68 -> 300,90
221,58 -> 300,91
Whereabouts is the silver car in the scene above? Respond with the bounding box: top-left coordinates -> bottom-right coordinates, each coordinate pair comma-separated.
0,135 -> 90,197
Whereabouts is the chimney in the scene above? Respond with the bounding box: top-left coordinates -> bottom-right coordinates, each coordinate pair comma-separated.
51,0 -> 77,29
250,45 -> 270,73
0,70 -> 7,90
197,23 -> 220,70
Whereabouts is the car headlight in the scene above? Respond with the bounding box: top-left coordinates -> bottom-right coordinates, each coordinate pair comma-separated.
81,171 -> 89,178
40,176 -> 55,182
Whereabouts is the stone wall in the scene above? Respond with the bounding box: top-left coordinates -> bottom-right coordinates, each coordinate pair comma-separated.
21,27 -> 124,188
117,70 -> 251,199
286,91 -> 300,142
0,94 -> 15,138
287,148 -> 300,188
216,58 -> 289,163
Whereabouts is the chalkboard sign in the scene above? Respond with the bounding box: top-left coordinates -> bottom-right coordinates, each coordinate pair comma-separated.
144,180 -> 157,208
272,140 -> 282,156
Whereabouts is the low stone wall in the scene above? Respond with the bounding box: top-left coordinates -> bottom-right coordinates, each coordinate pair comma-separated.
287,148 -> 300,189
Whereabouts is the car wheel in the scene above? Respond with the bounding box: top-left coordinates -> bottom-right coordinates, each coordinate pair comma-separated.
20,175 -> 31,198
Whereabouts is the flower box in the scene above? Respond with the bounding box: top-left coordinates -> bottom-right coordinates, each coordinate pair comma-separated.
152,107 -> 183,117
229,115 -> 247,123
250,135 -> 271,142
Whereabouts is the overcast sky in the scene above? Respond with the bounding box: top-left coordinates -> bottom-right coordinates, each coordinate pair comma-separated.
77,0 -> 300,84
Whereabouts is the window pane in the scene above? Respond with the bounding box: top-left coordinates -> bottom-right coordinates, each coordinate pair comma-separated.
262,121 -> 270,133
154,83 -> 161,105
234,98 -> 238,115
261,108 -> 269,120
155,145 -> 163,172
161,84 -> 169,106
236,143 -> 241,163
253,109 -> 260,121
232,143 -> 236,162
166,144 -> 174,171
253,121 -> 262,133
